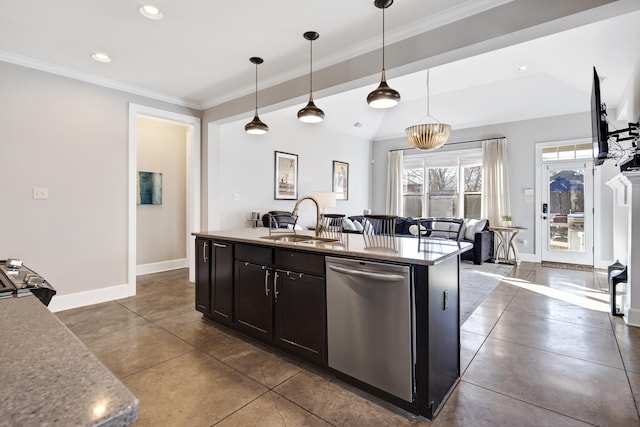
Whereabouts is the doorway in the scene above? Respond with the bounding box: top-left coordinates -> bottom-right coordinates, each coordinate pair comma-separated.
540,160 -> 593,265
128,104 -> 201,296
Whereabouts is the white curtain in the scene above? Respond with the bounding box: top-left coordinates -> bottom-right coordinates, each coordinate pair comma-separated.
386,150 -> 404,216
481,138 -> 510,226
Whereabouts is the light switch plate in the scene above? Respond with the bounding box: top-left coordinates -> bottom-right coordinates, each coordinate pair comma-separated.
33,187 -> 48,200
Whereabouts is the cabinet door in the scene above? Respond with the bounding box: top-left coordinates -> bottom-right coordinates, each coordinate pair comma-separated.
234,261 -> 273,340
211,241 -> 234,324
195,238 -> 211,314
274,269 -> 326,364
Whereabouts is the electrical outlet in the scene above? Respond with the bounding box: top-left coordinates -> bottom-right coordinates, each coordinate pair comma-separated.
233,193 -> 240,201
522,239 -> 528,247
33,187 -> 48,200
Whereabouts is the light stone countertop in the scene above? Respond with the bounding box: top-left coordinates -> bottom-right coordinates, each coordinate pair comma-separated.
1,295 -> 139,427
193,228 -> 472,266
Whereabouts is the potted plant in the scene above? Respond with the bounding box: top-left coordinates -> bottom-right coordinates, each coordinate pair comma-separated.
500,215 -> 513,226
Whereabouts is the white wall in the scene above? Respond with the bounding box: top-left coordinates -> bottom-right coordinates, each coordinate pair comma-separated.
372,112 -> 622,264
205,110 -> 371,231
136,117 -> 187,265
0,62 -> 199,301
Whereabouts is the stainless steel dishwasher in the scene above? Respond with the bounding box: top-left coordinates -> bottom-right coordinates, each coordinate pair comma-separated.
326,256 -> 414,402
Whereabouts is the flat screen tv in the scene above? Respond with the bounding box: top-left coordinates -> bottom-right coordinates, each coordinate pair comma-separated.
591,67 -> 609,166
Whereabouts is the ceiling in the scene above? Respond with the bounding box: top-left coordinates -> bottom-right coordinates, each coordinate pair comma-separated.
1,0 -> 640,140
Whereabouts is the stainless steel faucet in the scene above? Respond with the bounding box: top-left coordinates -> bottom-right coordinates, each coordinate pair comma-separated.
291,196 -> 323,236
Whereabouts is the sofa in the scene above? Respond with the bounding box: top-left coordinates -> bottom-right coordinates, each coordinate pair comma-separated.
344,216 -> 494,265
260,211 -> 494,265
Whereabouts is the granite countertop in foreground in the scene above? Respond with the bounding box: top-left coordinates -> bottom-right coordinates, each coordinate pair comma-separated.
193,228 -> 472,266
0,295 -> 138,427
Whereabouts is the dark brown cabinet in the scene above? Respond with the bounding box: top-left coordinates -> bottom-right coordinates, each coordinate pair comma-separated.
234,260 -> 274,339
210,241 -> 234,324
195,237 -> 234,324
274,269 -> 325,364
195,237 -> 211,314
230,244 -> 326,364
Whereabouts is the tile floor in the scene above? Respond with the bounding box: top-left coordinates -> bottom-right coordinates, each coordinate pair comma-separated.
56,263 -> 640,426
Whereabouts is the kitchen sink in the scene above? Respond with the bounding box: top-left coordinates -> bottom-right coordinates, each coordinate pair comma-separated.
260,234 -> 314,242
260,234 -> 339,244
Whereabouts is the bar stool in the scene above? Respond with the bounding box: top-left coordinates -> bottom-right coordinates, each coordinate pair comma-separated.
362,214 -> 398,251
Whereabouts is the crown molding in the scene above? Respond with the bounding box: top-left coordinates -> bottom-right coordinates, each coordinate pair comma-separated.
0,50 -> 202,110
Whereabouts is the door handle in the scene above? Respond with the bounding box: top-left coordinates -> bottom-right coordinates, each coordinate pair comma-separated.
274,271 -> 279,301
203,241 -> 208,263
264,268 -> 270,296
327,264 -> 405,281
213,243 -> 227,248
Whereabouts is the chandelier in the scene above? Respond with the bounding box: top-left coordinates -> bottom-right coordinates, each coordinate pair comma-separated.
405,69 -> 451,150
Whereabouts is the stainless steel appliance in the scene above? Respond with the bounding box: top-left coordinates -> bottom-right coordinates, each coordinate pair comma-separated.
0,260 -> 56,305
326,256 -> 414,401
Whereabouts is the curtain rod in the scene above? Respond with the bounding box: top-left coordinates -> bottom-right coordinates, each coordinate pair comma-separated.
389,136 -> 505,152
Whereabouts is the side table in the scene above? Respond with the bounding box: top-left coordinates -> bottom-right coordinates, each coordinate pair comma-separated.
489,225 -> 527,265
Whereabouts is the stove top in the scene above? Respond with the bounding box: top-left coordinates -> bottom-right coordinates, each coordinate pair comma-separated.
0,261 -> 56,306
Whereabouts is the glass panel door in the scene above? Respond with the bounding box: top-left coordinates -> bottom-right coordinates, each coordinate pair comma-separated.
541,161 -> 593,265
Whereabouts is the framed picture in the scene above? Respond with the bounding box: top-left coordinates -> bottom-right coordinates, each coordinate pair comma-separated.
332,160 -> 349,200
274,151 -> 298,200
138,171 -> 163,205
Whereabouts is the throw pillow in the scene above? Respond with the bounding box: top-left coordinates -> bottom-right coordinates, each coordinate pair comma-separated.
464,219 -> 487,240
342,217 -> 357,231
353,219 -> 364,232
431,221 -> 460,238
408,224 -> 428,236
362,219 -> 374,235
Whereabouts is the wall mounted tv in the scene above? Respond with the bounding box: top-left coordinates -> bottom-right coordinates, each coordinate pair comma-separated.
591,67 -> 609,166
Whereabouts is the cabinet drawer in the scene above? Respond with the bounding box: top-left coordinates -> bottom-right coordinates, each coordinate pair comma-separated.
236,244 -> 273,265
276,249 -> 325,276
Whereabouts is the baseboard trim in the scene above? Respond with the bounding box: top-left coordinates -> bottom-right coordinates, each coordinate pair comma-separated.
518,253 -> 538,263
136,258 -> 187,276
47,284 -> 130,313
624,307 -> 640,327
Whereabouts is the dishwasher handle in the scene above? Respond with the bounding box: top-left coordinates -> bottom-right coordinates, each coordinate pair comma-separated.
328,264 -> 406,282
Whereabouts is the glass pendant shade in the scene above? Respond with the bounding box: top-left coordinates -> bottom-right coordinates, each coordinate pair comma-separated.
298,31 -> 324,123
368,0 -> 400,109
405,69 -> 451,150
245,56 -> 268,135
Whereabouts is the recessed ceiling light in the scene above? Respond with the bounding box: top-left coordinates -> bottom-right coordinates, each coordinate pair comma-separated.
517,65 -> 528,72
91,52 -> 111,63
139,5 -> 163,20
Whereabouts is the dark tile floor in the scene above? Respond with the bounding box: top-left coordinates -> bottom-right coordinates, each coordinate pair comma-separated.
56,263 -> 640,426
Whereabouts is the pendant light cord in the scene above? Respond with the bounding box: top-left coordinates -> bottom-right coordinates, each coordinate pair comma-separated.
309,38 -> 313,93
426,69 -> 430,116
254,63 -> 258,111
382,6 -> 386,70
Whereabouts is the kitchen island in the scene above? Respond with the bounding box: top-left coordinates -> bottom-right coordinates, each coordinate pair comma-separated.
1,295 -> 139,426
193,228 -> 471,419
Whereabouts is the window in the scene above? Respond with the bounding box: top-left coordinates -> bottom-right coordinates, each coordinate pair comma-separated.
541,143 -> 592,162
401,150 -> 482,218
402,158 -> 424,218
463,166 -> 482,218
427,167 -> 457,217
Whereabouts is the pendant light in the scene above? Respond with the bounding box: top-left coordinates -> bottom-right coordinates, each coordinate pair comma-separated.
367,0 -> 400,109
298,31 -> 325,123
405,69 -> 451,150
244,57 -> 269,135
